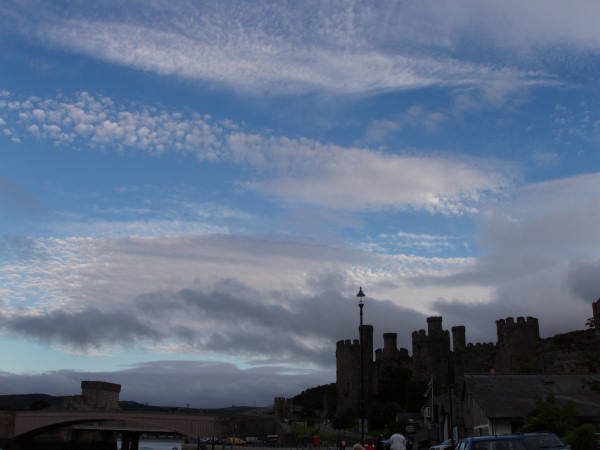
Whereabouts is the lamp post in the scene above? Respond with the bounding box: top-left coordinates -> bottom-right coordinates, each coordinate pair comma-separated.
357,287 -> 365,446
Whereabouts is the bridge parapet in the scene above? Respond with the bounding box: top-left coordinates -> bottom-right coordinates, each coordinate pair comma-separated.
10,411 -> 219,439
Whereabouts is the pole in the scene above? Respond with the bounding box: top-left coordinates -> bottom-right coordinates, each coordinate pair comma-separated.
359,300 -> 364,446
357,287 -> 365,446
447,355 -> 454,447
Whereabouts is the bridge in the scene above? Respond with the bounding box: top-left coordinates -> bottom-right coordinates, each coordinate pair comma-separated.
0,410 -> 278,450
0,381 -> 278,449
4,410 -> 219,438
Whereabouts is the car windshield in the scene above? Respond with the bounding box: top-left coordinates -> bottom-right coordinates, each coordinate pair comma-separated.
523,435 -> 565,449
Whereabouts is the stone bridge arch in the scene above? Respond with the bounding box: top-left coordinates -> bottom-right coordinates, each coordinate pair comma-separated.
11,411 -> 219,439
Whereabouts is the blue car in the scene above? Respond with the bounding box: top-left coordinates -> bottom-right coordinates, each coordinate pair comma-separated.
454,435 -> 530,450
521,433 -> 570,450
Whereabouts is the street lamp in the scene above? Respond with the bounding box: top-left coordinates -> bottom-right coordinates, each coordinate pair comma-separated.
357,287 -> 365,446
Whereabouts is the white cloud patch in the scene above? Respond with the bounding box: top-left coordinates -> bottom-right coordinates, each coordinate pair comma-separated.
1,91 -> 517,215
1,1 -> 569,96
245,144 -> 515,214
422,173 -> 600,340
0,233 -> 469,361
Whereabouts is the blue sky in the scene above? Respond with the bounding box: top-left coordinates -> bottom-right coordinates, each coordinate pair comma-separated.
1,0 -> 599,408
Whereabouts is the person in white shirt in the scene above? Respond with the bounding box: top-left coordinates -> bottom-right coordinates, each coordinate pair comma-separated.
389,434 -> 407,450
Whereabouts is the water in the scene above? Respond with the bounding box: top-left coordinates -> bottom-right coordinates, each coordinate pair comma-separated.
117,440 -> 182,449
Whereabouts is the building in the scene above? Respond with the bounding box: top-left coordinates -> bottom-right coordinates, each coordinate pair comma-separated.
335,300 -> 600,418
462,373 -> 600,436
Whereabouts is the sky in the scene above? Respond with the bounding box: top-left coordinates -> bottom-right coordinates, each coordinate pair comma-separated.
0,0 -> 599,409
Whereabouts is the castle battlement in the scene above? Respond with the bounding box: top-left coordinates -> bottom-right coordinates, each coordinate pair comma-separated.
496,316 -> 538,328
336,302 -> 599,417
336,339 -> 360,353
466,341 -> 495,349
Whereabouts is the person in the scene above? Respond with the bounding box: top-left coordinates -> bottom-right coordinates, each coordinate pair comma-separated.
376,436 -> 384,450
354,444 -> 366,450
314,435 -> 320,450
389,433 -> 407,450
365,441 -> 375,450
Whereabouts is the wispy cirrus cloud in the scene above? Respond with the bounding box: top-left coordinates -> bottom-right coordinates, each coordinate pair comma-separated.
1,91 -> 517,215
0,1 -> 567,96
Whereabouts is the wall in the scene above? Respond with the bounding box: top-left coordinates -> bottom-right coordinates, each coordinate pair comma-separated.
335,301 -> 600,416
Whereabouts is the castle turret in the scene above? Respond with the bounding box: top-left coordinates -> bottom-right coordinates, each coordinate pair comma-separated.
412,317 -> 451,392
383,332 -> 398,358
335,324 -> 374,416
452,325 -> 466,351
496,316 -> 540,372
428,316 -> 443,335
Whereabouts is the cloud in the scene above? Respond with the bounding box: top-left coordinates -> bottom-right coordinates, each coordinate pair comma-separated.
0,1 -> 567,96
0,361 -> 335,407
0,232 -> 467,363
0,307 -> 163,351
1,91 -> 517,215
566,259 -> 600,304
415,173 -> 600,340
246,146 -> 515,214
0,175 -> 597,403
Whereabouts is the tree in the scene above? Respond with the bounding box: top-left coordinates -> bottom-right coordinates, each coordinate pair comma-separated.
331,409 -> 355,431
519,394 -> 578,437
29,399 -> 51,410
374,362 -> 427,411
564,424 -> 598,450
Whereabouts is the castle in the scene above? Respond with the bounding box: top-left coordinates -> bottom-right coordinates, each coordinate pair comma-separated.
335,299 -> 600,416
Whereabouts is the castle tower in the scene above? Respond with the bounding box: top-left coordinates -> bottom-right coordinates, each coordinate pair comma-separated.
412,316 -> 451,392
496,316 -> 540,372
383,332 -> 398,358
428,316 -> 444,335
452,326 -> 466,351
335,324 -> 374,416
81,381 -> 121,410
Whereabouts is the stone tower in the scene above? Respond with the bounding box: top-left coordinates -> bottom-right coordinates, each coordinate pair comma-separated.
496,316 -> 540,372
64,380 -> 121,411
411,316 -> 451,391
452,326 -> 466,352
335,324 -> 374,415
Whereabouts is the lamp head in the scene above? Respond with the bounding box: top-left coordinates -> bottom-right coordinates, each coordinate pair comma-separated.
356,287 -> 365,305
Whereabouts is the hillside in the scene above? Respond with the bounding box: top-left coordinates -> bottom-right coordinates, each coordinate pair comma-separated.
0,394 -> 261,414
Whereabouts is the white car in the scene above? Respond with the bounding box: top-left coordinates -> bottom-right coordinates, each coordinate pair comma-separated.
430,440 -> 453,450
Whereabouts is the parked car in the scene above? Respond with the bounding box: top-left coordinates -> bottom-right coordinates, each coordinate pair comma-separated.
430,439 -> 453,450
521,432 -> 570,450
225,437 -> 247,446
454,435 -> 529,450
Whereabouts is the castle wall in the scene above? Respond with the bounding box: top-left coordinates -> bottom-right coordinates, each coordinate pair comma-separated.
537,329 -> 600,373
335,301 -> 599,416
453,342 -> 497,382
